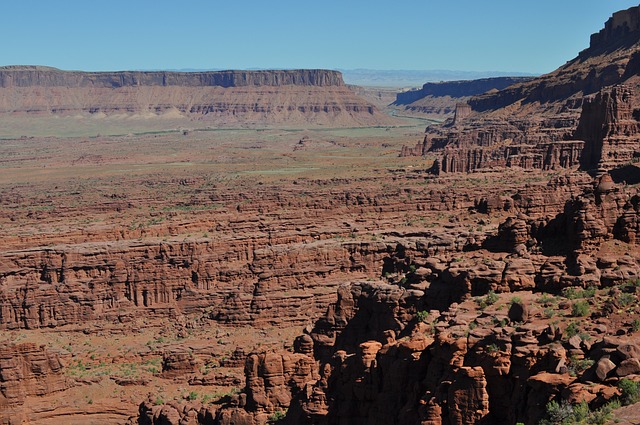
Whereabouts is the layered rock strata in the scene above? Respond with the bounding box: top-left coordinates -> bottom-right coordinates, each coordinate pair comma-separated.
139,174 -> 639,425
0,67 -> 390,126
577,85 -> 640,171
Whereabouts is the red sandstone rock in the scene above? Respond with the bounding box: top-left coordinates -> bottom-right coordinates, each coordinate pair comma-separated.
0,343 -> 72,423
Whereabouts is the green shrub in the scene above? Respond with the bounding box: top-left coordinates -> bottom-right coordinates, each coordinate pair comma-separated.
478,291 -> 499,309
268,409 -> 287,424
571,300 -> 590,317
567,356 -> 594,376
565,322 -> 580,338
415,310 -> 429,323
486,343 -> 499,353
537,293 -> 556,306
544,400 -> 574,424
618,292 -> 636,307
485,290 -> 499,305
618,378 -> 640,405
562,286 -> 596,300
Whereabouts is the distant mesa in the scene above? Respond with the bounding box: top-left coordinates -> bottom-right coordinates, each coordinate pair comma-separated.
392,76 -> 533,119
0,67 -> 394,126
393,77 -> 534,106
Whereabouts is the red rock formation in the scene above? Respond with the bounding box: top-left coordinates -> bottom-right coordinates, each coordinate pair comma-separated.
415,6 -> 640,175
161,349 -> 201,379
0,343 -> 72,423
447,367 -> 489,425
576,85 -> 640,171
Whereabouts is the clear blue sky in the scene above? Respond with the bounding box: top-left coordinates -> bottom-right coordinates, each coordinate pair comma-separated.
1,0 -> 638,74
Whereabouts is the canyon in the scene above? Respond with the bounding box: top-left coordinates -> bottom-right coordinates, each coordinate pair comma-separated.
1,4 -> 640,425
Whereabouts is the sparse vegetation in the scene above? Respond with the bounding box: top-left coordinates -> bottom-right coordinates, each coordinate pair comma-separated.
268,409 -> 288,424
537,293 -> 556,306
539,399 -> 617,425
486,343 -> 499,353
618,292 -> 636,307
565,322 -> 580,338
571,300 -> 590,317
415,310 -> 429,323
567,356 -> 594,376
618,378 -> 640,405
477,290 -> 499,309
562,286 -> 596,300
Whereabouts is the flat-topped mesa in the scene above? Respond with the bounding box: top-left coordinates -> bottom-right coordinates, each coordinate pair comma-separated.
577,84 -> 640,171
583,5 -> 640,56
0,67 -> 345,88
0,66 -> 394,125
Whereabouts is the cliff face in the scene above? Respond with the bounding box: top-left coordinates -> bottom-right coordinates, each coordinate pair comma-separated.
200,178 -> 640,425
0,343 -> 71,421
0,67 -> 393,126
576,85 -> 640,171
584,6 -> 640,56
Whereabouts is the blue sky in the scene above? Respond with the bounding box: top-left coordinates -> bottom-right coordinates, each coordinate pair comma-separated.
1,1 -> 638,74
